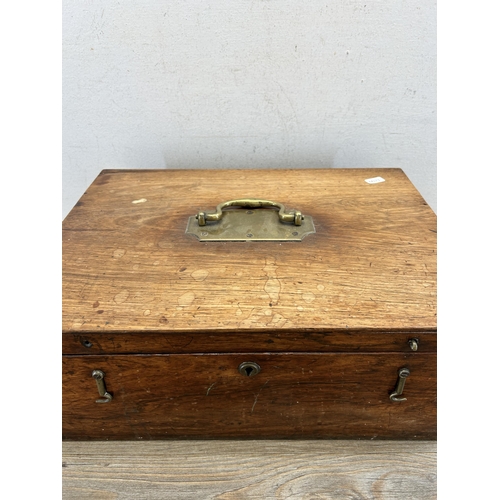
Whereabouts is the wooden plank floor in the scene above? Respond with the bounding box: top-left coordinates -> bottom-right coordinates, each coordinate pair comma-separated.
62,440 -> 437,499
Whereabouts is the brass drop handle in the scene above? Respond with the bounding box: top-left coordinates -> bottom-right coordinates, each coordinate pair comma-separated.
197,199 -> 304,226
390,368 -> 410,402
92,369 -> 113,403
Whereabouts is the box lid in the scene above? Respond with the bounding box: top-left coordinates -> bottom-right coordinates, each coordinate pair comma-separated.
63,169 -> 436,342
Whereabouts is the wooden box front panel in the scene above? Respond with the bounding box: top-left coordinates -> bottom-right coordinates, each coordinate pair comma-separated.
63,353 -> 436,440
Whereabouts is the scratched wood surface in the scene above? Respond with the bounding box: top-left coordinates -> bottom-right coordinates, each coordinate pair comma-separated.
62,440 -> 437,499
62,168 -> 436,338
62,353 -> 436,440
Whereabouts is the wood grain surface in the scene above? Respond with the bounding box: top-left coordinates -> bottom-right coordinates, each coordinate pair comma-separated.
63,169 -> 437,443
62,440 -> 437,499
63,329 -> 436,355
63,353 -> 436,440
63,168 -> 437,336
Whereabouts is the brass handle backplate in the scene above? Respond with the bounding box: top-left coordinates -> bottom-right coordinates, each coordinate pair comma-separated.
186,198 -> 316,242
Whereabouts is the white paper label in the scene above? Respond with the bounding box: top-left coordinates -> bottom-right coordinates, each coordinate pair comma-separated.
365,177 -> 385,184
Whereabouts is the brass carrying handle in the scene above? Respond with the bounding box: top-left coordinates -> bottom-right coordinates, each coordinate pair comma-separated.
197,199 -> 304,226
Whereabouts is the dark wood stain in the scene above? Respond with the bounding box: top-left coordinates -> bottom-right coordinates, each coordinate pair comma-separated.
63,353 -> 436,440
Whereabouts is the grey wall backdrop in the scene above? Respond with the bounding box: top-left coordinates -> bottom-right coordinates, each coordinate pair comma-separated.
63,0 -> 436,219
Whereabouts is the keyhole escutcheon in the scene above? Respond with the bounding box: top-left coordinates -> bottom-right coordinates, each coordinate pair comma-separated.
238,361 -> 261,377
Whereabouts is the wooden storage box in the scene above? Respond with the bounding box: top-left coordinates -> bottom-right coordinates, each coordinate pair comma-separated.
62,168 -> 436,440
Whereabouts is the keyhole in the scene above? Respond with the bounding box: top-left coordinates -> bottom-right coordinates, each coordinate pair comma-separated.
238,361 -> 261,377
